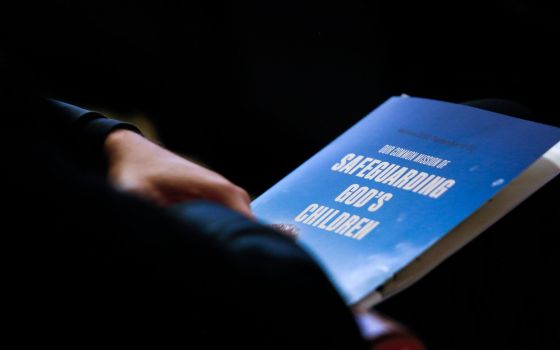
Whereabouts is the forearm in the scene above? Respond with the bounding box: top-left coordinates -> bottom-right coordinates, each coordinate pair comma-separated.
31,98 -> 142,170
167,201 -> 367,348
46,99 -> 142,152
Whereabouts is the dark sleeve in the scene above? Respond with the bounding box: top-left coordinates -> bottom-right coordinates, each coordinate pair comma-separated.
45,98 -> 142,152
1,58 -> 141,155
167,202 -> 368,348
7,140 -> 367,348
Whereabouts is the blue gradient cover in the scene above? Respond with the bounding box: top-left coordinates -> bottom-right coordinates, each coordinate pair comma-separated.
252,97 -> 560,304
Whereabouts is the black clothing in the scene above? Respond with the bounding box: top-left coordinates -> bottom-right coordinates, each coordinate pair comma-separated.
3,2 -> 559,348
1,68 -> 366,348
46,99 -> 142,149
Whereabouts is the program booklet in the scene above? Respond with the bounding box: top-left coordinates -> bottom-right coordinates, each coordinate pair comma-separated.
252,96 -> 560,308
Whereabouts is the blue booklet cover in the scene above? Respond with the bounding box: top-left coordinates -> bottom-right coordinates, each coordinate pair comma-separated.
252,96 -> 560,305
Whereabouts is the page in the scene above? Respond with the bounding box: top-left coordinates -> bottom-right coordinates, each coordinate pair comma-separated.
252,97 -> 560,305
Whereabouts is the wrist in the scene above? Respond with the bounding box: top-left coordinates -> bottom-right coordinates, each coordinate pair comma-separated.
104,129 -> 144,160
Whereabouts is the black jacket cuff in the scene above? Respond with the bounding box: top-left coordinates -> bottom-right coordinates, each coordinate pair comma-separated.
48,98 -> 142,151
80,117 -> 142,151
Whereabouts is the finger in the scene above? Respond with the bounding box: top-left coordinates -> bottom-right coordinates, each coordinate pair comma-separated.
213,185 -> 255,220
353,311 -> 425,350
269,223 -> 299,240
224,196 -> 255,220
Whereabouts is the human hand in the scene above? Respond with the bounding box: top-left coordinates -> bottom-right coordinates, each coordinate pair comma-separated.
353,310 -> 426,350
104,129 -> 253,218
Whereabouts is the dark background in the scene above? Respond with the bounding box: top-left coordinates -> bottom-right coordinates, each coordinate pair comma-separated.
2,1 -> 559,348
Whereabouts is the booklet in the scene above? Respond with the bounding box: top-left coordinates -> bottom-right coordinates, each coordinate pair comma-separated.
251,96 -> 560,308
